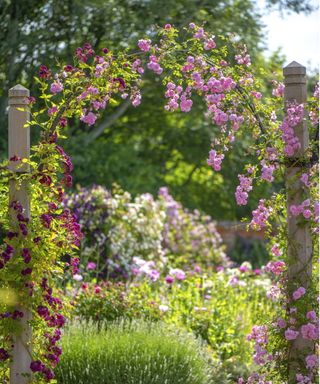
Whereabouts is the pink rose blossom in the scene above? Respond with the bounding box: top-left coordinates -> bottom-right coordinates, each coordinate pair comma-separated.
276,318 -> 286,328
137,39 -> 151,52
265,261 -> 286,275
204,38 -> 216,50
306,311 -> 317,321
271,244 -> 282,257
301,323 -> 318,340
193,27 -> 206,39
272,82 -> 284,97
48,106 -> 58,115
207,150 -> 224,171
284,329 -> 299,340
293,286 -> 306,300
80,112 -> 97,126
180,98 -> 193,112
305,354 -> 318,369
50,81 -> 63,94
300,173 -> 311,187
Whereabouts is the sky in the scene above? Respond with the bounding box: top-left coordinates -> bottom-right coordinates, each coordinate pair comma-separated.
256,0 -> 319,71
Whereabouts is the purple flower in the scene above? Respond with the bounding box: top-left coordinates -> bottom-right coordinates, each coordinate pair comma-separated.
0,348 -> 9,361
39,65 -> 51,79
21,268 -> 32,276
165,275 -> 174,284
22,248 -> 31,263
43,367 -> 55,380
62,174 -> 73,187
30,360 -> 45,372
7,231 -> 17,239
37,305 -> 50,319
64,64 -> 73,72
12,310 -> 24,319
86,262 -> 96,270
41,214 -> 53,228
39,174 -> 52,186
19,223 -> 28,236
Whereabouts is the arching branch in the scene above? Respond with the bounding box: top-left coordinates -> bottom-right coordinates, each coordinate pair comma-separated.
85,98 -> 131,145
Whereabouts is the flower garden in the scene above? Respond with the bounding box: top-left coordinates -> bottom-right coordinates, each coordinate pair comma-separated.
0,15 -> 319,384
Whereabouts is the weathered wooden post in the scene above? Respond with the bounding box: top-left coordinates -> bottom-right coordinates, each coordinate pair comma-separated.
283,62 -> 313,381
8,85 -> 32,383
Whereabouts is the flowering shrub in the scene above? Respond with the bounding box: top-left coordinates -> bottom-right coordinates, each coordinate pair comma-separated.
72,281 -> 162,323
64,185 -> 227,280
158,187 -> 229,269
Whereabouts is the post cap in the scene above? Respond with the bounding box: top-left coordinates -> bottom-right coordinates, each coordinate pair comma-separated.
283,61 -> 306,76
9,84 -> 30,105
9,84 -> 30,97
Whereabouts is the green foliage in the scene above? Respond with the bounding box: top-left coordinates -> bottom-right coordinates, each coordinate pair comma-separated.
55,320 -> 215,384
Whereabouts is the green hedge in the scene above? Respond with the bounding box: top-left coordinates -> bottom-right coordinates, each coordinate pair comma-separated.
56,321 -> 219,384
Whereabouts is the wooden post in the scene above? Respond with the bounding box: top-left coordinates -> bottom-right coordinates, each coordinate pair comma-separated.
283,62 -> 313,381
8,85 -> 32,383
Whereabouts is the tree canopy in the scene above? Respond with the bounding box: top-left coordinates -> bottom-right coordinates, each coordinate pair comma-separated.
0,0 -> 314,219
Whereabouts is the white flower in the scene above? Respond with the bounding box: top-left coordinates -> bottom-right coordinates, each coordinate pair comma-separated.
73,274 -> 83,281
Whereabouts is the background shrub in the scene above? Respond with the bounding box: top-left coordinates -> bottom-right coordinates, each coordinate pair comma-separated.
64,185 -> 228,280
55,321 -> 216,384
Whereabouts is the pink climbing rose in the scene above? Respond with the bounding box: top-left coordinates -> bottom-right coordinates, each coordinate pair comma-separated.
305,354 -> 318,369
207,150 -> 224,171
80,112 -> 97,126
50,81 -> 63,94
137,39 -> 151,52
292,286 -> 306,300
284,329 -> 299,340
